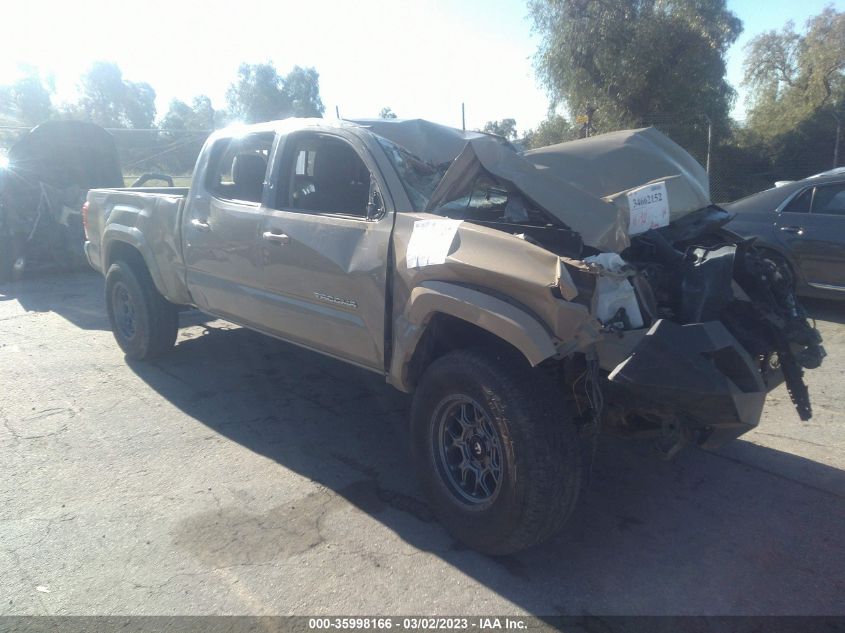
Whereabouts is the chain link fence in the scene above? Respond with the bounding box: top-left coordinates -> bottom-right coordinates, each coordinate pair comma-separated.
0,125 -> 212,188
110,128 -> 211,186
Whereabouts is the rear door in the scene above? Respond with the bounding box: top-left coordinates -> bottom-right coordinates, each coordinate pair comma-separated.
775,181 -> 845,291
253,131 -> 393,371
183,132 -> 275,324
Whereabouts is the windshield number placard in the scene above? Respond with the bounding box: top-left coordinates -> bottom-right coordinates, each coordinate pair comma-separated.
406,219 -> 463,268
627,181 -> 669,235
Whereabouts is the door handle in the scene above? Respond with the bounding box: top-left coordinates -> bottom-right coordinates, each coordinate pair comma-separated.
780,225 -> 803,235
191,218 -> 211,232
262,230 -> 290,245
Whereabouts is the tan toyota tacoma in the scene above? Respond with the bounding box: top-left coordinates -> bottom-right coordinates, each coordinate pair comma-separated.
84,118 -> 825,554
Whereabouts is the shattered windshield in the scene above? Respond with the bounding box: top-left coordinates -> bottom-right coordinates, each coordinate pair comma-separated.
436,173 -> 554,226
375,136 -> 451,211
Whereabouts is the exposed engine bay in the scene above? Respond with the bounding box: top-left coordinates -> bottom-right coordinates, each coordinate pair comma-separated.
563,205 -> 825,452
427,174 -> 826,449
419,167 -> 825,449
437,191 -> 826,450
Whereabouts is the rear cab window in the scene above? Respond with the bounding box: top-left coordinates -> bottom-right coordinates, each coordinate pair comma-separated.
204,132 -> 274,204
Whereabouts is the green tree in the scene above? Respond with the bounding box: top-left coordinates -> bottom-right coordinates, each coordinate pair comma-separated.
529,0 -> 742,133
482,118 -> 518,139
160,96 -> 216,132
159,96 -> 217,173
76,61 -> 124,127
523,114 -> 573,148
283,66 -> 325,117
0,67 -> 55,125
226,62 -> 287,123
73,61 -> 157,128
743,7 -> 845,138
379,107 -> 398,119
124,82 -> 156,129
226,62 -> 324,123
734,7 -> 845,181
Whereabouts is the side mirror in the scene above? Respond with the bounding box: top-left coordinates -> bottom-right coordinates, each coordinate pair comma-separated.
367,188 -> 385,221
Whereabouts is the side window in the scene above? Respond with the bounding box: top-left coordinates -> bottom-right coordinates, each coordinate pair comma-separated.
278,135 -> 372,217
782,187 -> 813,213
205,132 -> 274,203
811,183 -> 845,216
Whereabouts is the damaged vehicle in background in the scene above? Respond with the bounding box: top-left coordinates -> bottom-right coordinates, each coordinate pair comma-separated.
0,120 -> 174,281
83,118 -> 825,555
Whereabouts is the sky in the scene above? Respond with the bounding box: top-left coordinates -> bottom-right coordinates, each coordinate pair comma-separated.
0,0 -> 843,133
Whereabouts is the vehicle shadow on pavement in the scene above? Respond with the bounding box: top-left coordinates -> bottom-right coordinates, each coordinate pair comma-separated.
126,323 -> 845,615
0,271 -> 212,332
0,270 -> 110,331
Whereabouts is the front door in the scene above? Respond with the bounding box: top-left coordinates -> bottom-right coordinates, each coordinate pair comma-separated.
775,181 -> 845,291
254,132 -> 393,371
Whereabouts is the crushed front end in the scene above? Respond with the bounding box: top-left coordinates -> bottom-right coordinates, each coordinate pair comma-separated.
582,206 -> 825,451
367,121 -> 825,452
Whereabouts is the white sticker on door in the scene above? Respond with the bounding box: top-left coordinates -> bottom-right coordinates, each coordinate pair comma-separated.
626,181 -> 669,235
406,219 -> 463,268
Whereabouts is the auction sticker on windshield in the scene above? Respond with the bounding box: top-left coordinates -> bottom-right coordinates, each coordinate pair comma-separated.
627,181 -> 669,235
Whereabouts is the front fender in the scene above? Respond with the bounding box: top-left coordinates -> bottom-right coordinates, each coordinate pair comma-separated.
388,280 -> 558,392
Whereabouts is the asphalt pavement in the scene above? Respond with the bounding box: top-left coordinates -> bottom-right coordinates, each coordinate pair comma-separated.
1,271 -> 843,615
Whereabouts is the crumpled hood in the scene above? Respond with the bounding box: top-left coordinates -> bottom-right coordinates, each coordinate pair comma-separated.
432,127 -> 711,253
520,128 -> 711,251
356,119 -> 711,253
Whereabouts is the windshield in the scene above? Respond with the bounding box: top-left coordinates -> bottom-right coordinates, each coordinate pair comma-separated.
436,173 -> 553,226
375,135 -> 451,211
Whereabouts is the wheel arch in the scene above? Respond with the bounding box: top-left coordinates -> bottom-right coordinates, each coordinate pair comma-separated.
746,237 -> 806,287
389,281 -> 559,392
103,229 -> 168,298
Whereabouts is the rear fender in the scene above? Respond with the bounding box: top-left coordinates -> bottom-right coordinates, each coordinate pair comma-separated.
103,227 -> 170,299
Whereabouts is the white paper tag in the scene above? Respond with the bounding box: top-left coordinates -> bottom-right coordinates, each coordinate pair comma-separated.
627,181 -> 669,235
406,219 -> 463,268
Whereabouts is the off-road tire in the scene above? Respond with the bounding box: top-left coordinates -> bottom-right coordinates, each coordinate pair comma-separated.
105,260 -> 178,359
411,348 -> 581,555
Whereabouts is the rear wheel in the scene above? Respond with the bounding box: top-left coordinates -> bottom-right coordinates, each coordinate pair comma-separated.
105,260 -> 178,359
411,348 -> 581,555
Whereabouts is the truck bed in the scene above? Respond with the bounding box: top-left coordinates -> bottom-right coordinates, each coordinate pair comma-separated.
84,187 -> 192,305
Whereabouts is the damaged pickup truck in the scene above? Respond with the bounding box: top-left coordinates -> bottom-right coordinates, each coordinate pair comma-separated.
84,118 -> 825,554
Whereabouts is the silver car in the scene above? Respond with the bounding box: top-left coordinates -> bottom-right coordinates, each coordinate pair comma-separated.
724,170 -> 845,299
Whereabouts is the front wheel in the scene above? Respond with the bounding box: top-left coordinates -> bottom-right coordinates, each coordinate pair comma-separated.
105,260 -> 178,359
411,348 -> 582,555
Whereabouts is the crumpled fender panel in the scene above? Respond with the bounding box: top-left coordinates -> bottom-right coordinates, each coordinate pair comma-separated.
608,318 -> 768,447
